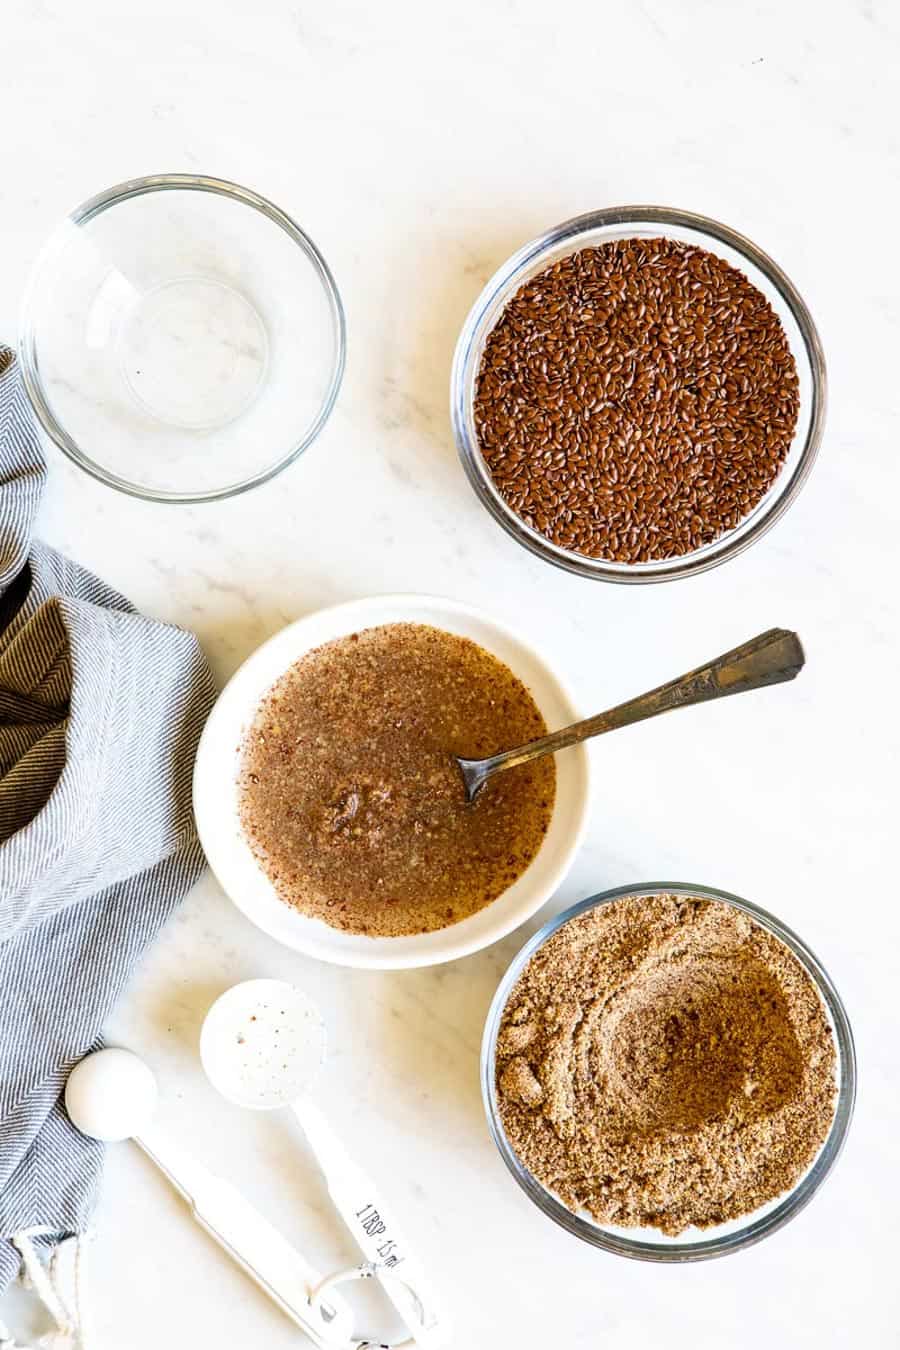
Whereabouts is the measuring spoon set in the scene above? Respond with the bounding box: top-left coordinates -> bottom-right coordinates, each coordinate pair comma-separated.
65,979 -> 449,1349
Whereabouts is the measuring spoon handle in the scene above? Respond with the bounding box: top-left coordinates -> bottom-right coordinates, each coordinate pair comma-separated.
136,1124 -> 353,1348
463,628 -> 804,794
291,1099 -> 451,1348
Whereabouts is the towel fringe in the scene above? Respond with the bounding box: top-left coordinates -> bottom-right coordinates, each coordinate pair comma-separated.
1,1230 -> 92,1350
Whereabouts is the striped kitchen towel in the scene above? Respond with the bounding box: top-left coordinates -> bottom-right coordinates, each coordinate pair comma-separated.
0,346 -> 216,1297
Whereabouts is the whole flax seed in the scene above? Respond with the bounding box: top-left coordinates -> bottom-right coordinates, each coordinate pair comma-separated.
474,239 -> 801,563
496,894 -> 836,1235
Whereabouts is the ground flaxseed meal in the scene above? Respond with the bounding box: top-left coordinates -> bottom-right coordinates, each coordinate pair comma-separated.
496,893 -> 836,1235
238,623 -> 555,937
474,239 -> 800,563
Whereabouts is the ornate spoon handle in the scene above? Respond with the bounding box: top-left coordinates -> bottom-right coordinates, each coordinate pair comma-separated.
457,628 -> 804,800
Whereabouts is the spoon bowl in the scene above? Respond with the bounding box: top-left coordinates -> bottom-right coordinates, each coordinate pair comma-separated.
65,1047 -> 159,1142
200,978 -> 326,1111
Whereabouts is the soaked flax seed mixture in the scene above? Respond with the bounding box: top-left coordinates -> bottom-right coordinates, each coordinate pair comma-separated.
496,893 -> 836,1235
239,623 -> 555,936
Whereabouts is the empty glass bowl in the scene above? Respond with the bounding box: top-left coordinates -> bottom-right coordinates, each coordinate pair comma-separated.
481,882 -> 855,1261
19,174 -> 346,502
451,206 -> 826,582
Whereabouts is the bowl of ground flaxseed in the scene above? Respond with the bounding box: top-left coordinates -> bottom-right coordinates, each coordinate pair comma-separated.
451,207 -> 826,582
482,883 -> 855,1260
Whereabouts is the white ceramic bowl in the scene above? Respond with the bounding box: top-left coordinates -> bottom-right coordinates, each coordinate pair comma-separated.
193,595 -> 592,969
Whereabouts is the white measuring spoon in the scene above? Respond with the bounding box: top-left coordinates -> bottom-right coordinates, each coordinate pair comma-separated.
64,1046 -> 354,1348
200,979 -> 451,1350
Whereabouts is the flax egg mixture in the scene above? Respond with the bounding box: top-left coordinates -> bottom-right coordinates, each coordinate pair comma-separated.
238,623 -> 556,937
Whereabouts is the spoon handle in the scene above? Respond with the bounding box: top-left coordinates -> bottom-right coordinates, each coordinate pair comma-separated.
463,628 -> 804,794
135,1125 -> 354,1348
291,1099 -> 451,1348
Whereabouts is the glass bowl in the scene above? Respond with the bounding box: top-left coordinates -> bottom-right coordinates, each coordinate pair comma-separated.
451,206 -> 826,583
19,174 -> 346,503
481,882 -> 855,1261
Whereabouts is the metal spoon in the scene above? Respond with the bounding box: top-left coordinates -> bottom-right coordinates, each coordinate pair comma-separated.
455,627 -> 804,801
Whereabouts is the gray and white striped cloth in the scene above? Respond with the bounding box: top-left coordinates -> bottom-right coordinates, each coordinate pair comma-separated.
0,346 -> 216,1294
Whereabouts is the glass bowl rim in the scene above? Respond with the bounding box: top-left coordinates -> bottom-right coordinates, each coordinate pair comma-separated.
17,172 -> 347,505
481,880 -> 856,1262
451,204 -> 827,584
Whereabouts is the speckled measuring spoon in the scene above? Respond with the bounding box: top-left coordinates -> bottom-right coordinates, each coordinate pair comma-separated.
201,979 -> 451,1349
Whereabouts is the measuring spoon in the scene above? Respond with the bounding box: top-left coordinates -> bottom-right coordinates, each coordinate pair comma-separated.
64,1046 -> 354,1348
200,979 -> 450,1349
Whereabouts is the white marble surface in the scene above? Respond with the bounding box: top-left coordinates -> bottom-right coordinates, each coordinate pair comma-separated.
2,0 -> 898,1345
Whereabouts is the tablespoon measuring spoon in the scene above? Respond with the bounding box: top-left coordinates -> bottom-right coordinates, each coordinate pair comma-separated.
456,626 -> 805,800
200,979 -> 450,1349
64,1047 -> 354,1348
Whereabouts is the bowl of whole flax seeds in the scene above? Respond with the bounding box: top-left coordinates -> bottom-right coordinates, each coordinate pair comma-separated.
482,883 -> 855,1260
451,207 -> 826,582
